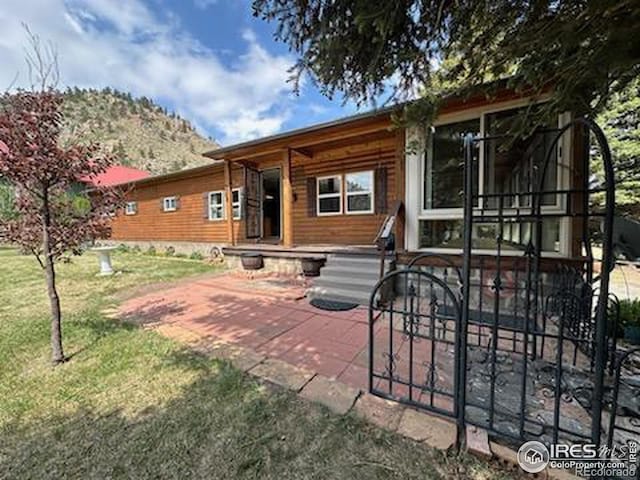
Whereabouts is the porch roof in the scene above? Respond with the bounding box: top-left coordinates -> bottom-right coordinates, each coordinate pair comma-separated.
203,107 -> 397,162
202,78 -> 539,163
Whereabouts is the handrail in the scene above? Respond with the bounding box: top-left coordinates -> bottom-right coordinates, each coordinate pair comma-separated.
374,200 -> 403,280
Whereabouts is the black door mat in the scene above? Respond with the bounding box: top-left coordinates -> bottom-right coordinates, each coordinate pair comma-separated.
310,298 -> 359,311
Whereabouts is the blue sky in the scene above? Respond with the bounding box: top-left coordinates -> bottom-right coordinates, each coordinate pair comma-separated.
0,0 -> 362,145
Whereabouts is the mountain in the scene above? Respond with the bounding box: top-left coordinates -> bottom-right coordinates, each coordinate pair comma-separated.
61,87 -> 220,176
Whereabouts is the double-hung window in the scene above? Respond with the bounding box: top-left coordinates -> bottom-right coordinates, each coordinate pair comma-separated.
232,188 -> 242,220
345,171 -> 374,214
208,191 -> 224,220
317,175 -> 342,215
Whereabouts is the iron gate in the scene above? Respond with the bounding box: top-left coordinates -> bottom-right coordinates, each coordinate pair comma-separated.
369,117 -> 640,454
369,269 -> 462,421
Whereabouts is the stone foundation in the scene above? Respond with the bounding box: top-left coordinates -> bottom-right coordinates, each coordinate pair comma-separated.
100,240 -> 224,258
102,240 -> 313,275
224,254 -> 309,276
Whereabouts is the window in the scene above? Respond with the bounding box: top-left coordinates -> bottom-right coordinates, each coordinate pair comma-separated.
317,175 -> 342,215
416,104 -> 566,253
125,201 -> 137,215
418,218 -> 560,252
163,196 -> 177,212
345,171 -> 374,214
424,119 -> 480,210
208,191 -> 224,220
232,188 -> 242,220
483,108 -> 559,209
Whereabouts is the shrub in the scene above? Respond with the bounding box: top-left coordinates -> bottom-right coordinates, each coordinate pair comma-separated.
116,244 -> 130,253
164,246 -> 176,257
189,251 -> 204,261
619,299 -> 640,328
131,245 -> 142,254
146,246 -> 156,256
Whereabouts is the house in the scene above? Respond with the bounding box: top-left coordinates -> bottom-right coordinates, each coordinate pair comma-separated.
108,85 -> 623,450
109,86 -> 587,303
0,165 -> 149,224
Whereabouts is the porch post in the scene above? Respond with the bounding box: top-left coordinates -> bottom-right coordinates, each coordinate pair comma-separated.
282,148 -> 293,248
224,160 -> 235,246
394,128 -> 406,250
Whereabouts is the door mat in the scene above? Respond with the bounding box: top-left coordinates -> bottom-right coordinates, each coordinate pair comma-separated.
310,298 -> 359,311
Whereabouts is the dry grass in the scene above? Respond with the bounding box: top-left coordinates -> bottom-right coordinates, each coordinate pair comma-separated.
0,249 -> 519,479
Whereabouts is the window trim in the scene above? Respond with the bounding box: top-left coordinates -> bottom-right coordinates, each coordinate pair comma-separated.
125,201 -> 137,215
232,188 -> 242,220
208,191 -> 225,221
163,196 -> 177,212
345,170 -> 375,215
316,174 -> 342,216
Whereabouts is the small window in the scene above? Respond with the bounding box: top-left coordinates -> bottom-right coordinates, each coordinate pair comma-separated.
232,188 -> 242,220
125,201 -> 137,215
163,196 -> 177,212
345,171 -> 374,214
209,191 -> 225,220
317,175 -> 342,215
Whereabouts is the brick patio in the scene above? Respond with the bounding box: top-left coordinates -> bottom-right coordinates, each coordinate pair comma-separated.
118,272 -> 380,391
114,270 -> 587,478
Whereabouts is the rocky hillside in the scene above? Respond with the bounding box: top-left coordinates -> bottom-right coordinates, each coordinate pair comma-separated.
61,88 -> 219,175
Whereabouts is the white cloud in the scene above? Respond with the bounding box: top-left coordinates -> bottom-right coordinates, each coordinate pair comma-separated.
194,0 -> 219,10
0,0 -> 295,144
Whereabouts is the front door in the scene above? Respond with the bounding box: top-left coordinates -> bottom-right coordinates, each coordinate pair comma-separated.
261,168 -> 281,241
244,166 -> 261,239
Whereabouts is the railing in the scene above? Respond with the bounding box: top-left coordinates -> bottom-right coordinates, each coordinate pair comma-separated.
373,200 -> 403,280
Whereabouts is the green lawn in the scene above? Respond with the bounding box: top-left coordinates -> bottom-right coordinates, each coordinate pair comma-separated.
0,248 -> 516,479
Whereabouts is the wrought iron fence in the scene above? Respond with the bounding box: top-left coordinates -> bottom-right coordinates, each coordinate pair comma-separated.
368,117 -> 638,453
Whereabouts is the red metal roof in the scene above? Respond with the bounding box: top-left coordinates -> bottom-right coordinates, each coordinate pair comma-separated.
81,165 -> 150,187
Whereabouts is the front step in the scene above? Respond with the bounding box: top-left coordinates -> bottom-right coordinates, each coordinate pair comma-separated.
307,253 -> 394,305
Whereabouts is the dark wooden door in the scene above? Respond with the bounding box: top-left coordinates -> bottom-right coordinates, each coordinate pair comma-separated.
244,166 -> 261,239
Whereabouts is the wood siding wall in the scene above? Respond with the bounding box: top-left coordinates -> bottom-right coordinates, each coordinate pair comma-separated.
110,134 -> 398,247
111,165 -> 246,244
290,137 -> 396,245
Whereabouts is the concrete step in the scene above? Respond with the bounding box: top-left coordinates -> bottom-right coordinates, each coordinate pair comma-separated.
308,285 -> 375,306
327,253 -> 392,265
325,259 -> 392,273
313,274 -> 381,291
318,264 -> 385,280
309,252 -> 394,306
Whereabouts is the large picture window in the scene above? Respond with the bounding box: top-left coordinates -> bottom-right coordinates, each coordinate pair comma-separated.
417,104 -> 566,253
345,171 -> 374,214
317,175 -> 342,215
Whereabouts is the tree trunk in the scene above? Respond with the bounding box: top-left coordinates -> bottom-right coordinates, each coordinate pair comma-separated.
42,189 -> 65,364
